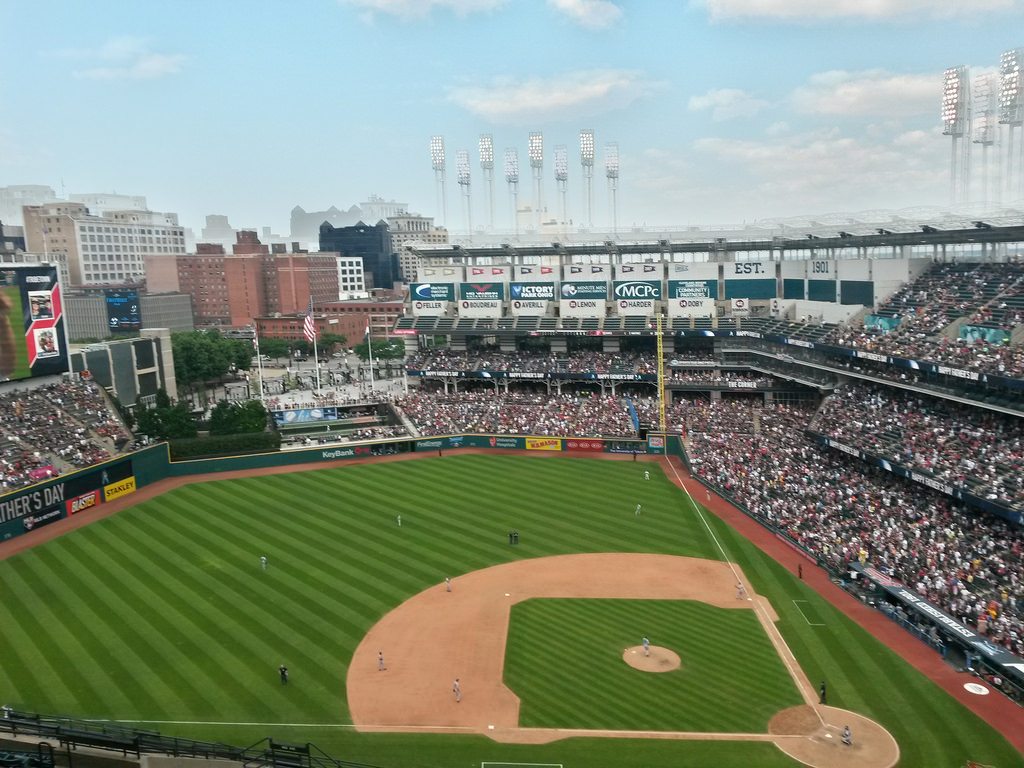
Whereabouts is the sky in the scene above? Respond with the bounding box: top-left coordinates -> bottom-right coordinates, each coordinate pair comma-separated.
3,0 -> 1024,238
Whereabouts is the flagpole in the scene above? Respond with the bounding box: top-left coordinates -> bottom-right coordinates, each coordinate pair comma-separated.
254,331 -> 265,403
312,317 -> 321,391
367,320 -> 375,389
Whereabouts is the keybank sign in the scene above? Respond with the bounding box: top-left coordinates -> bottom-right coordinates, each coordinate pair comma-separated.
613,280 -> 662,300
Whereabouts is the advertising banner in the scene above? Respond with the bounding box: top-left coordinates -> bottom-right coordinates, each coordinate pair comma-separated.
560,281 -> 608,300
960,325 -> 1010,345
509,282 -> 555,300
66,489 -> 101,515
459,283 -> 505,300
105,289 -> 141,333
565,438 -> 603,452
410,283 -> 456,301
667,279 -> 717,300
865,315 -> 901,331
525,437 -> 563,451
273,408 -> 339,425
614,280 -> 662,316
103,476 -> 136,502
509,282 -> 554,316
486,435 -> 525,449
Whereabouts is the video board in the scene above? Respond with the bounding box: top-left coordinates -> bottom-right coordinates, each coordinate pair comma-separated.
0,265 -> 69,382
105,289 -> 142,333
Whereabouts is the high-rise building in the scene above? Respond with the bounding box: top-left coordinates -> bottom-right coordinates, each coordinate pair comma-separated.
319,220 -> 397,291
0,185 -> 58,227
22,202 -> 186,287
387,211 -> 448,281
167,231 -> 339,327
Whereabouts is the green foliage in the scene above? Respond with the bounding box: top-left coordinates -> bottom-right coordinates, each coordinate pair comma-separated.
172,330 -> 253,383
353,338 -> 403,361
208,400 -> 268,436
256,336 -> 289,359
134,390 -> 197,441
168,430 -> 280,459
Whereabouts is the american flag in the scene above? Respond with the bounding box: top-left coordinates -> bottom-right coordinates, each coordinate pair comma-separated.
303,298 -> 317,342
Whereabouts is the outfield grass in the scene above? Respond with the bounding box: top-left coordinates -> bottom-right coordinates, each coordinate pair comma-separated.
0,454 -> 1021,768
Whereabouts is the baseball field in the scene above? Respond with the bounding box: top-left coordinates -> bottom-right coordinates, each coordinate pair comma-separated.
0,453 -> 1021,767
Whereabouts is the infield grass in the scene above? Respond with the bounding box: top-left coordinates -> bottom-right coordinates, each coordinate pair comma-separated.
0,454 -> 1021,768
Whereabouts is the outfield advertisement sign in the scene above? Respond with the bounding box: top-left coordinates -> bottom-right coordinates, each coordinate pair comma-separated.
0,457 -> 134,541
613,280 -> 661,315
459,283 -> 505,300
566,439 -> 603,452
509,282 -> 555,316
525,437 -> 563,451
273,408 -> 339,425
407,369 -> 657,382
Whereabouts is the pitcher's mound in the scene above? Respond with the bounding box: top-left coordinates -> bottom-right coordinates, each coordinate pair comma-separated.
623,645 -> 681,672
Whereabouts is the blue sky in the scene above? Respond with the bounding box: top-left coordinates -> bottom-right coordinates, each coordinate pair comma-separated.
3,0 -> 1023,237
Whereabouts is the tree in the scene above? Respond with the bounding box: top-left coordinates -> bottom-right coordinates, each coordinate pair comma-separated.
257,336 -> 290,359
354,339 -> 404,362
208,400 -> 268,436
320,332 -> 347,353
134,389 -> 198,441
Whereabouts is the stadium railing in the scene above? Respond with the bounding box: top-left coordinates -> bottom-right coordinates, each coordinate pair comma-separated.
0,711 -> 379,768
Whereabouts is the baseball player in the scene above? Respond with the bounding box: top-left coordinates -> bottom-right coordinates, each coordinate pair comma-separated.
635,503 -> 642,516
453,678 -> 461,703
378,651 -> 385,671
642,635 -> 650,656
260,556 -> 267,571
644,470 -> 649,480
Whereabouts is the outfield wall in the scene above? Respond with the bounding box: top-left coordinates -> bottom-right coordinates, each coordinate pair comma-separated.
0,434 -> 660,542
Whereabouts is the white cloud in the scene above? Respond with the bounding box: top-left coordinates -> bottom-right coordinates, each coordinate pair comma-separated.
688,88 -> 769,121
51,35 -> 184,81
338,0 -> 508,20
75,53 -> 185,81
448,69 -> 662,124
547,0 -> 623,29
706,0 -> 1024,21
791,70 -> 939,117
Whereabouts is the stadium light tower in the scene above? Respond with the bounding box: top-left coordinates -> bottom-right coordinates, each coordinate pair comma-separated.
605,142 -> 619,236
942,66 -> 971,205
999,47 -> 1024,201
456,150 -> 472,239
554,144 -> 569,232
580,129 -> 595,229
973,73 -> 999,204
529,131 -> 544,231
430,136 -> 448,227
479,134 -> 495,231
504,147 -> 520,238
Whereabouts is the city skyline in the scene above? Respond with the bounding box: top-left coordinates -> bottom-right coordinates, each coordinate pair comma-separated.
4,1 -> 1024,237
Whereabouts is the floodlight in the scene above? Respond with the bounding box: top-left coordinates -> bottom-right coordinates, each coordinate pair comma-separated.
430,136 -> 446,170
529,132 -> 543,167
605,142 -> 619,178
942,66 -> 967,137
580,130 -> 595,165
554,146 -> 568,182
456,150 -> 471,186
999,47 -> 1024,125
504,148 -> 520,183
479,134 -> 494,169
974,74 -> 997,145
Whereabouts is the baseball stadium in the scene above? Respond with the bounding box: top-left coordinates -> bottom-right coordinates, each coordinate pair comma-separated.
3,236 -> 1024,768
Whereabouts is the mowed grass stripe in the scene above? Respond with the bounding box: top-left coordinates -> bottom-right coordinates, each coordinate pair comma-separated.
506,598 -> 801,732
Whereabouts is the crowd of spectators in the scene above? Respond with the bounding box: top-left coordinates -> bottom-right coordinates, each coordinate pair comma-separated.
817,262 -> 1024,379
395,390 -> 636,438
406,349 -> 658,375
0,381 -> 131,491
687,399 -> 1024,661
812,383 -> 1024,510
